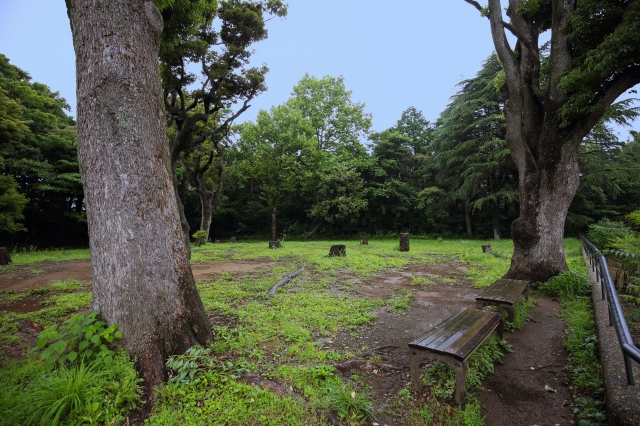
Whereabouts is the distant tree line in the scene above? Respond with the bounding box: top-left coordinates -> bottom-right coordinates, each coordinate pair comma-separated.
1,52 -> 638,247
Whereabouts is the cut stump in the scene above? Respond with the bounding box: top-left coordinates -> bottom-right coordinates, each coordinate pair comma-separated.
230,237 -> 237,243
0,248 -> 11,266
269,240 -> 281,249
360,236 -> 368,245
399,233 -> 410,252
327,244 -> 346,257
482,245 -> 492,254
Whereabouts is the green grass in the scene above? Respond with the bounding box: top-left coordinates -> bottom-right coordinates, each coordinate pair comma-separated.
1,238 -> 586,425
0,350 -> 141,425
0,249 -> 90,268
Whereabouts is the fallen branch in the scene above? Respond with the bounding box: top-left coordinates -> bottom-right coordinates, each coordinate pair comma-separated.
267,267 -> 304,297
360,345 -> 400,357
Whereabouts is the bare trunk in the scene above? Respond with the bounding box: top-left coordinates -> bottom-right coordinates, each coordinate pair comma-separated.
506,142 -> 580,281
492,198 -> 501,241
173,170 -> 192,256
196,177 -> 213,244
66,0 -> 212,399
302,220 -> 323,241
464,197 -> 473,238
271,205 -> 277,242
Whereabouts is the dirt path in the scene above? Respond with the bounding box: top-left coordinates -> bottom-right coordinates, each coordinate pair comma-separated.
477,297 -> 574,425
0,258 -> 274,294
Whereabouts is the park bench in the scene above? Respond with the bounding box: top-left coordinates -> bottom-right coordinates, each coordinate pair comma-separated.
408,307 -> 504,405
475,278 -> 530,322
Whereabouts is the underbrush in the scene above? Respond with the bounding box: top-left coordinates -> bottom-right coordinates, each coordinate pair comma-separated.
0,312 -> 141,426
392,335 -> 511,425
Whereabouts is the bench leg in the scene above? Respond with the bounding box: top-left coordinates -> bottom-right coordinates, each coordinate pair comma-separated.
497,317 -> 504,339
453,360 -> 468,405
505,306 -> 515,322
409,349 -> 424,393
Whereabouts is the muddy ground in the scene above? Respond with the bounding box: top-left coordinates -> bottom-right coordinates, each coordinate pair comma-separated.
0,258 -> 575,425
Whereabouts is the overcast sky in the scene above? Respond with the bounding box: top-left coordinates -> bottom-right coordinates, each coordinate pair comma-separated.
1,0 -> 637,138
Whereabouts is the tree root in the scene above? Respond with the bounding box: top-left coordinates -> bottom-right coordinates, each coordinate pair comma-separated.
267,267 -> 304,297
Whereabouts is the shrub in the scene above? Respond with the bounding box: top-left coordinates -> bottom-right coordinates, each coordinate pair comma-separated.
586,218 -> 630,249
538,269 -> 591,298
36,312 -> 122,365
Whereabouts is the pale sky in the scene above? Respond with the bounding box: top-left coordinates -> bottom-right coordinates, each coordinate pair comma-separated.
0,0 -> 637,138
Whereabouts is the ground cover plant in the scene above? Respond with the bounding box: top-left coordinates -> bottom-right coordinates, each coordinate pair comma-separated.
538,263 -> 606,426
0,238 -> 584,424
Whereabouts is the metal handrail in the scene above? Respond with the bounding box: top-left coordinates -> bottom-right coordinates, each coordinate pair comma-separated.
580,234 -> 640,385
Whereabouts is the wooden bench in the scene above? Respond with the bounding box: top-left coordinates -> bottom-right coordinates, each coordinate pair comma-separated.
475,278 -> 530,322
408,307 -> 504,405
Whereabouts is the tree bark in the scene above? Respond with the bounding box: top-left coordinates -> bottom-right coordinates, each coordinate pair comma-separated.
492,198 -> 501,241
464,197 -> 473,238
271,204 -> 277,242
66,0 -> 212,400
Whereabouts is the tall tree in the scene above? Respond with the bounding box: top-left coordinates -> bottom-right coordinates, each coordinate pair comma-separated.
0,54 -> 85,246
235,105 -> 317,241
161,0 -> 286,252
65,0 -> 212,400
432,54 -> 516,240
465,0 -> 640,280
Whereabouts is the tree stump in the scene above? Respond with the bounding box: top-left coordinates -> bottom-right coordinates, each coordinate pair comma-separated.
0,248 -> 11,266
230,237 -> 237,243
360,236 -> 368,245
269,240 -> 281,249
482,245 -> 492,254
328,244 -> 346,257
399,233 -> 410,252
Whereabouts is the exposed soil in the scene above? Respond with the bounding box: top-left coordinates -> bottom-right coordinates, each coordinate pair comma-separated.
327,263 -> 574,425
0,257 -> 575,425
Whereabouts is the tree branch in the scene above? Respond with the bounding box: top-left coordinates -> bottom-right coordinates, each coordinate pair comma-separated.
463,0 -> 533,49
573,65 -> 640,144
188,100 -> 251,148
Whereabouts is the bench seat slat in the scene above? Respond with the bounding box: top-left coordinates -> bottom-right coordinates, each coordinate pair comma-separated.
409,308 -> 501,361
476,279 -> 528,304
409,309 -> 477,349
449,313 -> 502,359
427,310 -> 486,353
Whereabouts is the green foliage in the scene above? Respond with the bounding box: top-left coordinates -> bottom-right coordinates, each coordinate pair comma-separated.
0,350 -> 142,426
166,345 -> 250,384
422,335 -> 510,399
561,298 -> 605,425
36,312 -> 123,365
324,383 -> 376,424
0,174 -> 28,233
0,54 -> 85,246
586,218 -> 630,249
538,269 -> 592,298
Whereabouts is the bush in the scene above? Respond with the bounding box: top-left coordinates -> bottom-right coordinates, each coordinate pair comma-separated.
586,218 -> 630,249
0,350 -> 142,426
538,269 -> 592,298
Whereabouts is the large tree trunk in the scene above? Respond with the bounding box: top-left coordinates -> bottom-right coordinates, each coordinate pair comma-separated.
66,0 -> 212,400
464,197 -> 473,238
507,140 -> 580,281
